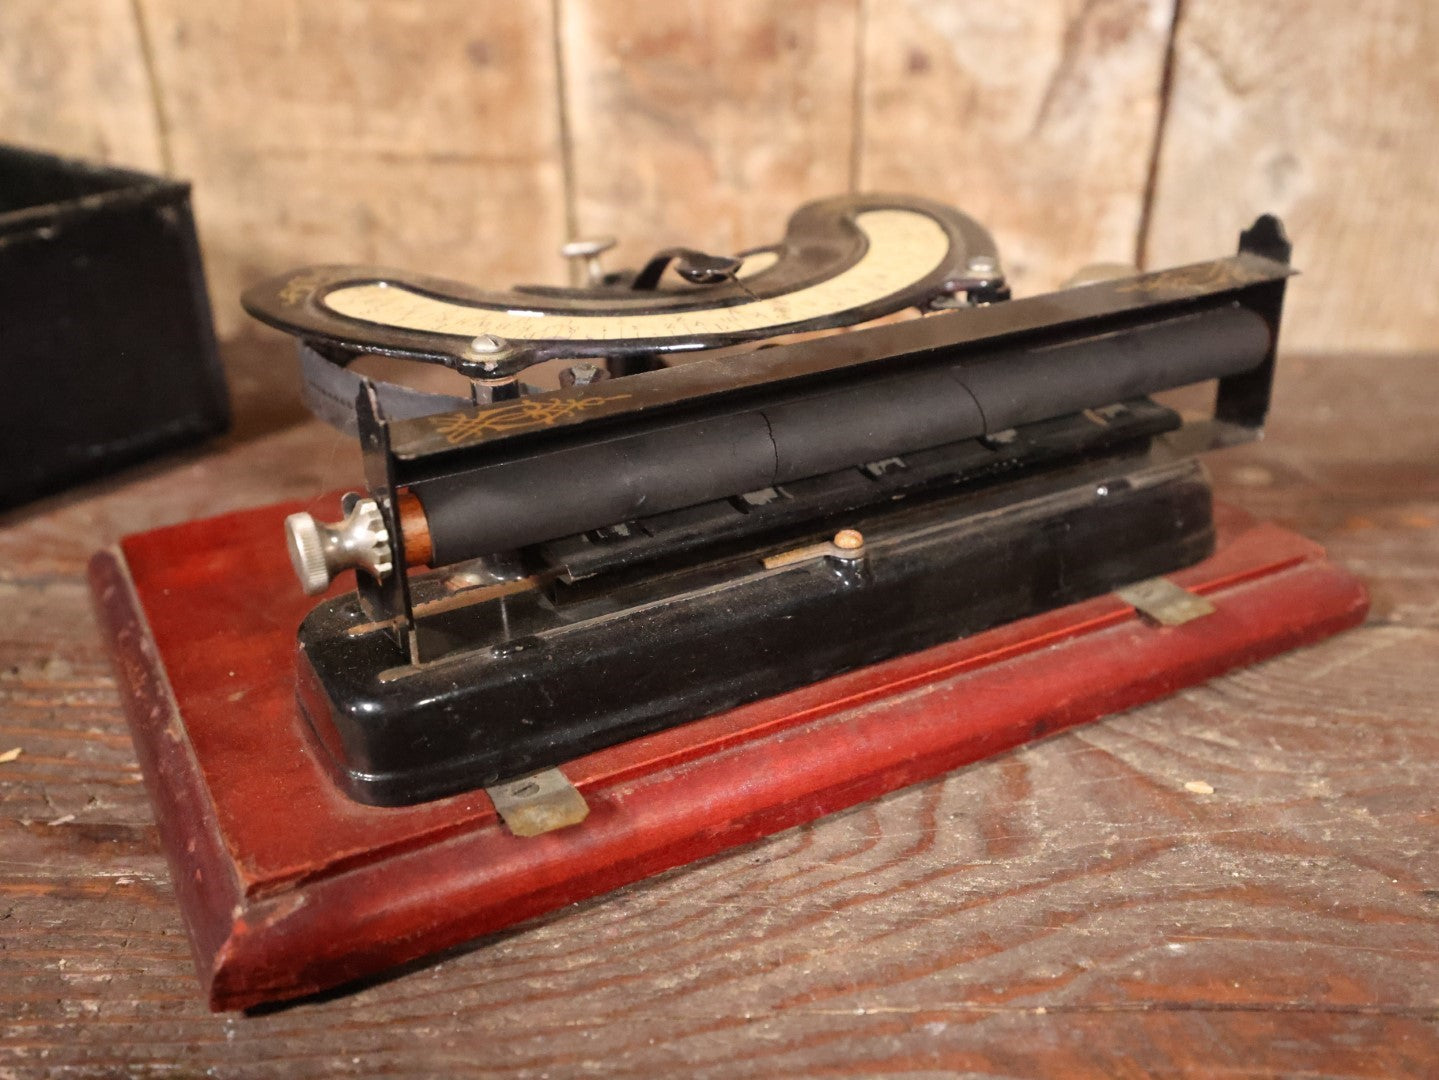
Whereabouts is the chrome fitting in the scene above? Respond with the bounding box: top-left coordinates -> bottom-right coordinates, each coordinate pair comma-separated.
284,495 -> 394,595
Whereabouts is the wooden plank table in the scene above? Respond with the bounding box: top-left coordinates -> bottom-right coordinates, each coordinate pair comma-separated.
1,343 -> 1435,1077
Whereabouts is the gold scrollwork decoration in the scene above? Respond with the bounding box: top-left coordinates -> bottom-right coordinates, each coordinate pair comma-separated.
430,394 -> 631,445
1114,261 -> 1260,298
278,270 -> 329,306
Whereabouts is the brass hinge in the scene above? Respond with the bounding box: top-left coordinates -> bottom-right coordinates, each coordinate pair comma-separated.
1116,577 -> 1217,627
486,768 -> 590,837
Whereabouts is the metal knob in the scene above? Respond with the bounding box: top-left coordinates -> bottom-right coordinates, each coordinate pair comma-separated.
560,236 -> 617,286
284,496 -> 394,595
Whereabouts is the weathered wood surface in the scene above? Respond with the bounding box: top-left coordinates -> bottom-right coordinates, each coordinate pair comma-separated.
0,0 -> 165,171
858,0 -> 1174,296
130,0 -> 567,337
561,0 -> 861,273
1144,0 -> 1439,354
1,349 -> 1435,1075
6,1 -> 1437,349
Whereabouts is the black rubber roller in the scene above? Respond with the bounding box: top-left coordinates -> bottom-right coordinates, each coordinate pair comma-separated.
414,303 -> 1270,563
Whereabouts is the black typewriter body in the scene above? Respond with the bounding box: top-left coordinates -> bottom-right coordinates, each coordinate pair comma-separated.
244,194 -> 1292,806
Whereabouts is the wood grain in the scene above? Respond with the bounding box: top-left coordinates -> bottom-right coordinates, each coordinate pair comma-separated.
559,0 -> 861,274
2,0 -> 1438,1062
132,0 -> 567,336
1197,350 -> 1439,629
857,0 -> 1174,296
85,495 -> 1367,1010
0,0 -> 165,170
5,0 -> 1438,357
1143,0 -> 1439,353
1,351 -> 1436,1075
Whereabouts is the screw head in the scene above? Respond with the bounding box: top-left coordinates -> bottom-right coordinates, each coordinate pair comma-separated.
966,254 -> 999,276
469,334 -> 508,356
832,528 -> 865,551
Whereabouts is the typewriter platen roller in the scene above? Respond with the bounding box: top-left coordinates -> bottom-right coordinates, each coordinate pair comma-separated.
243,194 -> 1292,806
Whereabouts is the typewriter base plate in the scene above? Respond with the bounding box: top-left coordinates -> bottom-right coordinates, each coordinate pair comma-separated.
90,499 -> 1367,1011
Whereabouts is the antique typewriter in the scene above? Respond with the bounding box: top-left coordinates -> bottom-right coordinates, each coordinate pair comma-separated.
244,194 -> 1292,811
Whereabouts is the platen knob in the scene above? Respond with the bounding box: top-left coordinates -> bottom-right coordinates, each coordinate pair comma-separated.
284,496 -> 394,596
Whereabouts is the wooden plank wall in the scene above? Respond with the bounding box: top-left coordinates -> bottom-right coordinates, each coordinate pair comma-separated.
2,0 -> 1435,352
1144,0 -> 1439,355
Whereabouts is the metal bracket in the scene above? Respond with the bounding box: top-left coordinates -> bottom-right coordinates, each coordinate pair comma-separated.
763,528 -> 867,569
485,768 -> 590,837
1116,577 -> 1217,627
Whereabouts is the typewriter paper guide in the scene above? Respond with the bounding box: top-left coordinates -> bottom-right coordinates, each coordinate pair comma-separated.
322,209 -> 950,341
241,194 -> 1001,366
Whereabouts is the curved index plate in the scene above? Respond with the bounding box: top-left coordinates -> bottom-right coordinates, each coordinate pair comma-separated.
241,194 -> 1000,372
